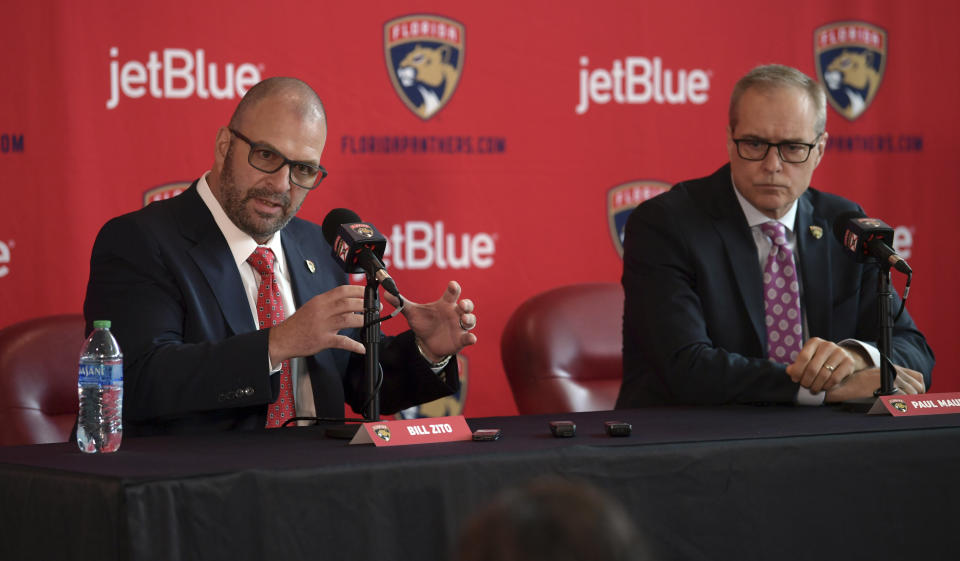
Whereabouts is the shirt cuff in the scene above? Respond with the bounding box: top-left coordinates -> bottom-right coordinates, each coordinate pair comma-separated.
267,354 -> 282,375
839,339 -> 880,368
415,337 -> 452,372
796,386 -> 826,406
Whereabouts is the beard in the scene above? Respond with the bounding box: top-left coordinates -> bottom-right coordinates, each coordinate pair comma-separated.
218,146 -> 304,242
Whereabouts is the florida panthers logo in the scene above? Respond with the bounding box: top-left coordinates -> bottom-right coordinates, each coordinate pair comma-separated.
372,425 -> 391,441
349,223 -> 375,238
814,21 -> 887,121
385,14 -> 465,120
143,181 -> 190,206
607,180 -> 670,257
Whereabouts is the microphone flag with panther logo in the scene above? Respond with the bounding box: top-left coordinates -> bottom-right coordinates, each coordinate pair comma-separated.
384,14 -> 465,120
814,21 -> 887,121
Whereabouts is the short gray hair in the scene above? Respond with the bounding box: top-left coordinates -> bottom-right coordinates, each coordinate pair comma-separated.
729,64 -> 826,136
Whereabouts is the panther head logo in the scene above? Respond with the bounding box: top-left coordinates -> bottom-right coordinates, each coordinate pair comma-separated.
814,22 -> 887,121
385,15 -> 465,120
373,425 -> 391,441
823,50 -> 881,120
350,223 -> 375,238
396,45 -> 460,119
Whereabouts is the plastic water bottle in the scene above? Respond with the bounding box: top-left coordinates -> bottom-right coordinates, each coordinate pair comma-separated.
77,320 -> 123,453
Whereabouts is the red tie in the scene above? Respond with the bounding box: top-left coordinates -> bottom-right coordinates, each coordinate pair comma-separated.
247,247 -> 295,428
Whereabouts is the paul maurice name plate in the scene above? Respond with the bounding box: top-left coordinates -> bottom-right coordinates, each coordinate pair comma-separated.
869,392 -> 960,416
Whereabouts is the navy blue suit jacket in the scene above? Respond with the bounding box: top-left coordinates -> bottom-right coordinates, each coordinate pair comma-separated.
83,183 -> 457,436
615,164 -> 934,407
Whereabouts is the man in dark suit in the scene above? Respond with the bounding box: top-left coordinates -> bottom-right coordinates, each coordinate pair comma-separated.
616,64 -> 933,408
83,77 -> 478,435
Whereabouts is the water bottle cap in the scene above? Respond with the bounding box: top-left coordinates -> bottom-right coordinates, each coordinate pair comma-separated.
93,320 -> 111,329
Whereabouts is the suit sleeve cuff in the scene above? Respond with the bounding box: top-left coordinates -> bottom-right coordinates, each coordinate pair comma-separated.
839,339 -> 880,368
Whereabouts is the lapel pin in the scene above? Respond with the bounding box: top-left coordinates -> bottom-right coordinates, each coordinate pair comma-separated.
809,225 -> 823,239
305,259 -> 316,273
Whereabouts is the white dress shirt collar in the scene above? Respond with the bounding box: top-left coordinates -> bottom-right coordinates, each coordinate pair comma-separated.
196,172 -> 287,275
730,174 -> 799,234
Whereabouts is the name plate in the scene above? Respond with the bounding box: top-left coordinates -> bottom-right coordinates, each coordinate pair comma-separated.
349,415 -> 472,446
868,392 -> 960,416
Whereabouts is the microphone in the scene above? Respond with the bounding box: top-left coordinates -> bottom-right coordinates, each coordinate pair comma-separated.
321,208 -> 401,297
832,211 -> 912,274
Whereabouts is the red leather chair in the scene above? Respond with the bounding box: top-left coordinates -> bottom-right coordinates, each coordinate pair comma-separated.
0,314 -> 86,446
501,283 -> 623,414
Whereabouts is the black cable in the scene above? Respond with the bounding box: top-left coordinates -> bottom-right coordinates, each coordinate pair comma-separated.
893,272 -> 911,322
357,362 -> 384,415
281,291 -> 396,428
279,362 -> 385,427
362,294 -> 405,328
280,416 -> 367,427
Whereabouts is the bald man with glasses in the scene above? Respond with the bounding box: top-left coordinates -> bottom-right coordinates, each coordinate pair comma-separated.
83,77 -> 477,435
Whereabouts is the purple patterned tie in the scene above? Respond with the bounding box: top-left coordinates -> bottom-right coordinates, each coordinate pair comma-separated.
247,247 -> 295,428
761,221 -> 803,364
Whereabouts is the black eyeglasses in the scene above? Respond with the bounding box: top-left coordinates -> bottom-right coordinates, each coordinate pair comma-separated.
732,134 -> 822,164
228,128 -> 328,189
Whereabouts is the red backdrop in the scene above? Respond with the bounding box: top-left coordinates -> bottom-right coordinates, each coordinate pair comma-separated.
2,1 -> 957,417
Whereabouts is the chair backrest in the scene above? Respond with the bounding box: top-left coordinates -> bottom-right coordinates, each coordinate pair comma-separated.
501,283 -> 623,414
0,314 -> 85,446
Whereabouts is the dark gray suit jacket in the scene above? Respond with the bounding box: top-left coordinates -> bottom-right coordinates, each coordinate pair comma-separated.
83,182 -> 456,436
615,164 -> 934,407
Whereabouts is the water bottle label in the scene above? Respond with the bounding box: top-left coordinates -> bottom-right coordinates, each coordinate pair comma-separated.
105,363 -> 123,384
79,363 -> 123,385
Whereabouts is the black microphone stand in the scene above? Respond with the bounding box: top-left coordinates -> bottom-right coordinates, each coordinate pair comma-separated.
363,275 -> 382,422
840,261 -> 897,412
322,278 -> 382,439
875,263 -> 896,396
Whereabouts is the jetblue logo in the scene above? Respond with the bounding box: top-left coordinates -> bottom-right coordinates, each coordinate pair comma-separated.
107,47 -> 263,110
384,14 -> 465,120
381,221 -> 495,270
576,56 -> 711,114
893,226 -> 914,259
